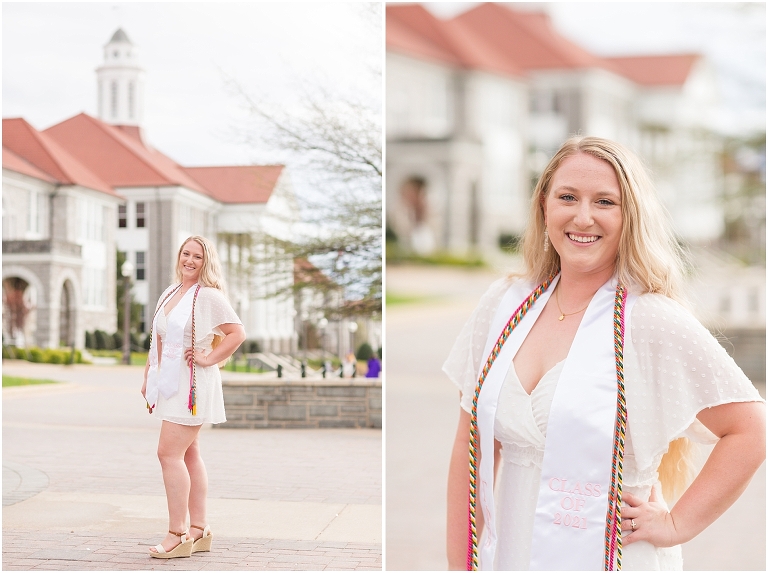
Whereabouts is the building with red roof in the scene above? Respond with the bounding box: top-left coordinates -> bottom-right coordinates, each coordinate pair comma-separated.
386,3 -> 724,255
3,29 -> 298,352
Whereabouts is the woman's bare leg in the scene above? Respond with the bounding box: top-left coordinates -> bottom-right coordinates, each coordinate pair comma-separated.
150,421 -> 202,552
185,436 -> 209,539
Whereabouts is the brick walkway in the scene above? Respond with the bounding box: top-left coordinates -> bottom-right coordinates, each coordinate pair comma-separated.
3,362 -> 381,571
2,531 -> 380,571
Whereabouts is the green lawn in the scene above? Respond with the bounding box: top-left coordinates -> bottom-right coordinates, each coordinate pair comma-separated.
2,375 -> 59,387
386,292 -> 436,306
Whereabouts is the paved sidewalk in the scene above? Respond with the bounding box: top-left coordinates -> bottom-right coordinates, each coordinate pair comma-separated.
386,264 -> 766,571
2,362 -> 381,571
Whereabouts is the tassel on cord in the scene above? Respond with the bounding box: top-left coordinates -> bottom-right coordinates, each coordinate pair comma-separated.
188,285 -> 201,415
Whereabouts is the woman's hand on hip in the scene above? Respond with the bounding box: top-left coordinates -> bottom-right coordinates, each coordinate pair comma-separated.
185,347 -> 211,368
621,484 -> 679,548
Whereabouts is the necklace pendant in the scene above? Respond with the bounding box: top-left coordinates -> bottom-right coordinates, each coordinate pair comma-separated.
558,314 -> 564,321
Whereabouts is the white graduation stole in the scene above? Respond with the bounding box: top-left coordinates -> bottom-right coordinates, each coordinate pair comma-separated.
475,276 -> 635,570
145,286 -> 196,407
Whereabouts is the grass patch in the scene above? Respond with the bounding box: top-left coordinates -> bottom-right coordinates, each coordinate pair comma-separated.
3,375 -> 59,387
386,240 -> 486,267
386,292 -> 433,306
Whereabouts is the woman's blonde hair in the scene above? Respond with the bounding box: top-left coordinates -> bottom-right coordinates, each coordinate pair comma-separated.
175,235 -> 226,292
521,136 -> 694,501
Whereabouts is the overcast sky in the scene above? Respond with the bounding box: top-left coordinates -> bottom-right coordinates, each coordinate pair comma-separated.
3,2 -> 382,171
425,2 -> 766,135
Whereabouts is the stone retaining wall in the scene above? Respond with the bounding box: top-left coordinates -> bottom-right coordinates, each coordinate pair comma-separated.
218,376 -> 382,429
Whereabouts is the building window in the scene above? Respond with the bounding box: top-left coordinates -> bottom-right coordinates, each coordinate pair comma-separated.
136,202 -> 145,228
136,251 -> 146,281
118,205 -> 127,228
111,81 -> 118,119
128,82 -> 135,119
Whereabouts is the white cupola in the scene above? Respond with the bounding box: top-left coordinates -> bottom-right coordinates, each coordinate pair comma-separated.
96,28 -> 144,126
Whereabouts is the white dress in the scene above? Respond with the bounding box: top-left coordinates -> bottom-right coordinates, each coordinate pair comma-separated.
152,285 -> 242,426
443,277 -> 764,570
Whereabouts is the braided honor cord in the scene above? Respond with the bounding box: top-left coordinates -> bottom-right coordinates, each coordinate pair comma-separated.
604,285 -> 628,571
145,284 -> 183,413
466,275 -> 555,571
188,284 -> 202,415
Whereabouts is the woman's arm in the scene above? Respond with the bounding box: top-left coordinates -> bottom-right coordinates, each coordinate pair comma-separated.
447,401 -> 502,570
447,407 -> 472,570
185,322 -> 246,368
622,400 -> 765,547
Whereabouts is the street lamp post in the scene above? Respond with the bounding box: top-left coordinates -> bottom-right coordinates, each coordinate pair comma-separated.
121,259 -> 134,365
348,321 -> 359,378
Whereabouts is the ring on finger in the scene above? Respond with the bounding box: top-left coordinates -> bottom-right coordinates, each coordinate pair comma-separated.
631,519 -> 637,531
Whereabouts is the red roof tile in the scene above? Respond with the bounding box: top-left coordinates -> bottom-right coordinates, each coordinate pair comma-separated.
2,118 -> 117,195
387,5 -> 463,66
454,4 -> 604,71
387,4 -> 524,77
605,54 -> 699,86
2,146 -> 57,183
294,257 -> 334,286
183,165 -> 284,204
43,113 -> 209,194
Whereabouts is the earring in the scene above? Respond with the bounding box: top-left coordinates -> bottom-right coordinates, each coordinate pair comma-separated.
543,228 -> 549,252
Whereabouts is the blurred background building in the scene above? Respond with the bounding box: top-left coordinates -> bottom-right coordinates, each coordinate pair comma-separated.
386,2 -> 765,382
2,27 -> 377,364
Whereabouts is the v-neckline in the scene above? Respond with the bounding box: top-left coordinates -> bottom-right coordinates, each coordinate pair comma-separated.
510,359 -> 564,397
163,285 -> 193,318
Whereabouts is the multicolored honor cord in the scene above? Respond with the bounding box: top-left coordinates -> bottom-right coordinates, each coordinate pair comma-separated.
466,274 -> 555,571
605,284 -> 628,571
188,284 -> 202,416
466,280 -> 628,571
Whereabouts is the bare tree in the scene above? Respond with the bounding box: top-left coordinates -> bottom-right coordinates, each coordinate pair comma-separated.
225,3 -> 382,319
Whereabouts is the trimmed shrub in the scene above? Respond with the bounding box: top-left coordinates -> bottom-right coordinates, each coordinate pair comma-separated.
246,340 -> 260,353
94,330 -> 108,350
143,334 -> 152,351
377,347 -> 382,359
112,332 -> 123,351
2,345 -> 11,359
130,332 -> 141,352
45,349 -> 63,364
28,348 -> 44,363
356,342 -> 374,361
85,331 -> 94,349
13,347 -> 27,361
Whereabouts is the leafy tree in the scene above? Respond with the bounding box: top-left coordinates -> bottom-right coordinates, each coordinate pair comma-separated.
116,250 -> 145,334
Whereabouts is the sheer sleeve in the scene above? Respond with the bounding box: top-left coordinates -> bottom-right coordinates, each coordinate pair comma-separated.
442,276 -> 515,413
625,294 -> 764,471
187,287 -> 243,349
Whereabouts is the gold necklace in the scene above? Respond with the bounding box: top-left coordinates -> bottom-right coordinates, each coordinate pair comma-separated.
555,285 -> 590,321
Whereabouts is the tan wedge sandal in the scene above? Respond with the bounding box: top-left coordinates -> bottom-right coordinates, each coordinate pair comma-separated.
190,524 -> 213,553
149,530 -> 193,558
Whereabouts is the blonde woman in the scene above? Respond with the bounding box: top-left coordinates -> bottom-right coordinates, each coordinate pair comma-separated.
141,236 -> 245,558
444,137 -> 765,570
